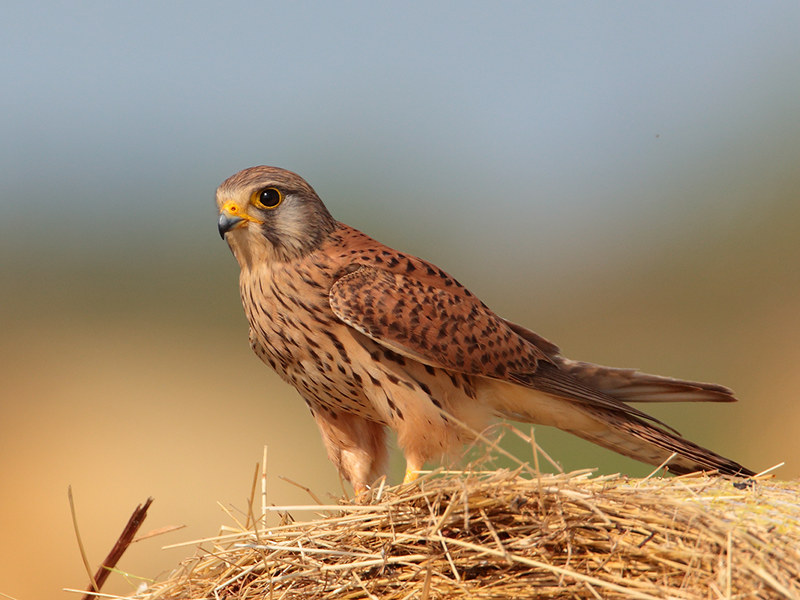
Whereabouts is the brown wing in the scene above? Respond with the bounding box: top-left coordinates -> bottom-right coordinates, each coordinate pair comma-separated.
329,265 -> 549,380
329,264 -> 683,432
502,318 -> 561,357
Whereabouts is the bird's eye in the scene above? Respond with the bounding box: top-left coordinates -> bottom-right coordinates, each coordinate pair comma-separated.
253,187 -> 283,210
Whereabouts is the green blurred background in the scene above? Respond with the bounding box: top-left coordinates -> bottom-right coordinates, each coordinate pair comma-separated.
2,3 -> 798,598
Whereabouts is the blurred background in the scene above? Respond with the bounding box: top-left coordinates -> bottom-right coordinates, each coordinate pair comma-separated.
2,2 -> 799,598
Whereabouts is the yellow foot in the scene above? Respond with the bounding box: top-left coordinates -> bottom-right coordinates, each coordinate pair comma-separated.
403,467 -> 420,484
352,484 -> 370,504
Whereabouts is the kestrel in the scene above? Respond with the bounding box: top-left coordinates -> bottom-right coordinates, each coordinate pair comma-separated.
217,166 -> 754,491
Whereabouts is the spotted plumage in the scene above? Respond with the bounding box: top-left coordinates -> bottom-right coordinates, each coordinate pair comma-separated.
217,165 -> 754,491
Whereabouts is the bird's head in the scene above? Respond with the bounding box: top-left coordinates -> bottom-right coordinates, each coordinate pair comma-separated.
216,166 -> 337,267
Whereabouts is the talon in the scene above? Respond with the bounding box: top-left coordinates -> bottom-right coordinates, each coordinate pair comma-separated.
403,468 -> 420,484
352,483 -> 371,503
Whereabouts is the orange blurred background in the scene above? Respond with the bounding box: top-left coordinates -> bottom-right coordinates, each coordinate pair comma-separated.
2,174 -> 797,599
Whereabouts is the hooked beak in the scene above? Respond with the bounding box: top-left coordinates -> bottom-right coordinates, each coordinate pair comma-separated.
218,212 -> 244,239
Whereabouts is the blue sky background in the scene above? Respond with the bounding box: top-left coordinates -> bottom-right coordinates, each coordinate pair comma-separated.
2,3 -> 799,598
3,3 -> 799,255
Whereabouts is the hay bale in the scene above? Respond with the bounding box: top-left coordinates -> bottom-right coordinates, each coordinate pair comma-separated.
131,468 -> 799,599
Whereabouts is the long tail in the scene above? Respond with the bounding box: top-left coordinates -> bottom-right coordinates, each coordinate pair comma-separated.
554,358 -> 737,403
484,358 -> 755,477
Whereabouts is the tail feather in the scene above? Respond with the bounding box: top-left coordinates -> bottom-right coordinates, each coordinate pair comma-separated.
573,406 -> 755,477
481,357 -> 754,477
555,358 -> 736,403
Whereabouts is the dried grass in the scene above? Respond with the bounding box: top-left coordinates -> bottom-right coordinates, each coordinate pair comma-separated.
120,448 -> 799,600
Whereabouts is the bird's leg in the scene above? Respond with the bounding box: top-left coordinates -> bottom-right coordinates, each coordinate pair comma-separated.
310,405 -> 388,494
403,455 -> 425,484
351,481 -> 371,504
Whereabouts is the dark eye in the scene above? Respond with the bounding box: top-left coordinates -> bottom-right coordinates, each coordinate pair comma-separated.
254,187 -> 283,210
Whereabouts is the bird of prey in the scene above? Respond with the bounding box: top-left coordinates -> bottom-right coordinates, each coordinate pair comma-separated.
216,166 -> 754,492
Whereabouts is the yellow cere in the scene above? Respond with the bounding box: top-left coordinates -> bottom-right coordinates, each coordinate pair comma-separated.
221,200 -> 262,224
